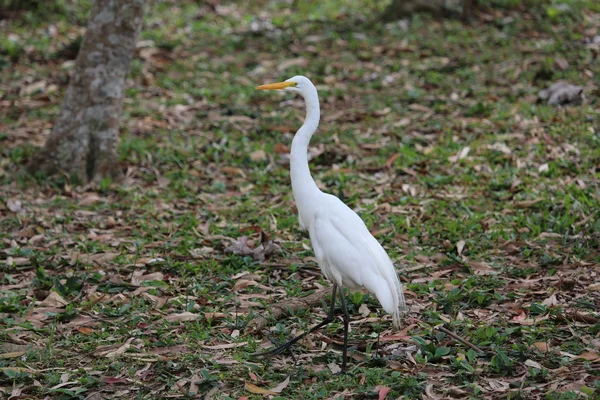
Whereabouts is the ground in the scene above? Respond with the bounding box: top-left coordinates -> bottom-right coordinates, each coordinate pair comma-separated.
1,0 -> 599,399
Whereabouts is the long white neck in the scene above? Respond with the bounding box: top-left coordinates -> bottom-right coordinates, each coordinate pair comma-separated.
290,87 -> 321,208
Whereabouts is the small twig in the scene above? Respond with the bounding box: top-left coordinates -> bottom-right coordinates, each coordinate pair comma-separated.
436,325 -> 485,356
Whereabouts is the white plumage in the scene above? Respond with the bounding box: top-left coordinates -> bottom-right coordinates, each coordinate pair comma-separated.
256,75 -> 407,370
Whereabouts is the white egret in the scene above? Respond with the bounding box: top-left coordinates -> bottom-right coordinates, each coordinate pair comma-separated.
254,76 -> 407,371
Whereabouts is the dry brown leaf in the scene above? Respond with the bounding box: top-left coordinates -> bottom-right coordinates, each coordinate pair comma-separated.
250,149 -> 267,162
79,193 -> 103,206
12,226 -> 36,238
514,199 -> 543,208
224,236 -> 281,262
244,382 -> 276,395
202,342 -> 247,350
542,294 -> 558,306
38,291 -> 68,308
587,283 -> 600,291
409,104 -> 433,113
0,367 -> 36,374
448,147 -> 470,162
6,198 -> 22,213
131,271 -> 164,286
105,338 -> 135,358
5,257 -> 31,266
233,279 -> 259,292
524,359 -> 543,369
273,143 -> 290,154
88,252 -> 120,265
378,386 -> 392,400
222,166 -> 246,177
277,57 -> 308,72
456,240 -> 465,256
164,312 -> 200,323
358,303 -> 371,317
469,261 -> 497,275
0,351 -> 25,359
575,351 -> 600,361
189,374 -> 200,395
149,345 -> 188,355
270,376 -> 290,394
532,342 -> 549,352
328,362 -> 341,374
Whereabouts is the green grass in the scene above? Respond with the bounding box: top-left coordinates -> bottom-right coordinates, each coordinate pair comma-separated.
1,0 -> 599,398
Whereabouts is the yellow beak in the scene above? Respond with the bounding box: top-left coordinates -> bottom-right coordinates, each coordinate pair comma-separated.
256,81 -> 296,90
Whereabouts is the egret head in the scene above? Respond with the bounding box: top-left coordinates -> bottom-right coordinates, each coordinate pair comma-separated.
256,75 -> 314,96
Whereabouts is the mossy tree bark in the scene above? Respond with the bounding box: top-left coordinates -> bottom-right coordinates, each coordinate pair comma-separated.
29,0 -> 146,182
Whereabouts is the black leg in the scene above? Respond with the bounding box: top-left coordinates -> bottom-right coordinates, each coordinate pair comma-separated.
338,287 -> 349,373
375,325 -> 381,358
253,285 -> 338,358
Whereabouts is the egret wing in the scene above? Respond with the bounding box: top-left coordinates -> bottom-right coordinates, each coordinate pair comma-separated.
309,196 -> 406,326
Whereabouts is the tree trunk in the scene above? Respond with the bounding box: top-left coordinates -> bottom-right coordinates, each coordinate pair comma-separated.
29,0 -> 146,182
381,0 -> 447,21
381,0 -> 476,21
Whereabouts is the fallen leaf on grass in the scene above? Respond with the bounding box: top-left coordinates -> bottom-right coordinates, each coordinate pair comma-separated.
105,338 -> 135,358
448,147 -> 470,163
514,199 -> 543,208
12,226 -> 36,238
378,386 -> 391,400
202,342 -> 247,350
456,240 -> 465,256
0,367 -> 36,374
542,294 -> 558,306
20,80 -> 47,96
385,153 -> 400,169
164,312 -> 200,323
469,261 -> 497,275
224,235 -> 282,262
244,376 -> 290,396
77,252 -> 120,265
587,283 -> 600,291
244,382 -> 276,395
0,351 -> 25,359
575,351 -> 599,361
131,271 -> 164,286
233,279 -> 259,292
189,374 -> 200,395
222,166 -> 246,177
328,362 -> 341,374
5,256 -> 31,266
524,359 -> 543,370
358,303 -> 371,317
6,198 -> 22,213
103,376 -> 129,384
532,342 -> 549,352
38,291 -> 68,308
149,345 -> 188,355
273,143 -> 290,154
250,149 -> 267,162
270,376 -> 290,393
512,310 -> 527,322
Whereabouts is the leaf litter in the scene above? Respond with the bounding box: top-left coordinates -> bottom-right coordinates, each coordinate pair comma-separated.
1,1 -> 599,399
